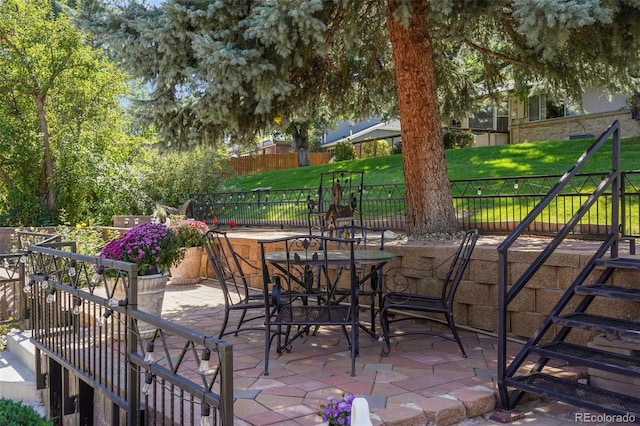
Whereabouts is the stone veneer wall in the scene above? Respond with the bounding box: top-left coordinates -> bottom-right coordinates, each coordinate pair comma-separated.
224,234 -> 640,346
512,110 -> 640,143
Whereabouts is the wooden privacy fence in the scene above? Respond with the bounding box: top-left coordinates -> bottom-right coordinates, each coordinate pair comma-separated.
223,152 -> 331,177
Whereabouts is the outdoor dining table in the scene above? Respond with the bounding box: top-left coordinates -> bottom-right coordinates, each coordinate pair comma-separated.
263,247 -> 395,363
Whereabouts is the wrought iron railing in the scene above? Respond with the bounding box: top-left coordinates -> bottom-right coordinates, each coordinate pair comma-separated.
190,171 -> 640,237
22,236 -> 234,425
0,253 -> 23,328
495,120 -> 623,410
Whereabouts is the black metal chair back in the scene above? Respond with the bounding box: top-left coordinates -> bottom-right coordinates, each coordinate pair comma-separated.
259,234 -> 359,376
322,225 -> 388,338
380,230 -> 478,357
307,170 -> 364,232
202,230 -> 264,338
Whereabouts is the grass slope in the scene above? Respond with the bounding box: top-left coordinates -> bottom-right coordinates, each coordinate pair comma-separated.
223,137 -> 640,191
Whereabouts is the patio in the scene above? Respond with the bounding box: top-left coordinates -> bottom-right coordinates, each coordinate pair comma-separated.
160,277 -> 597,425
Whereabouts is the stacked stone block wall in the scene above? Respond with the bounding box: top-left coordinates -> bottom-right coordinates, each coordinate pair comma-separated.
224,234 -> 640,346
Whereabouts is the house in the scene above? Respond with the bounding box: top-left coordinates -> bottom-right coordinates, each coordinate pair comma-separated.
256,88 -> 639,159
320,117 -> 401,156
459,87 -> 640,146
254,133 -> 293,154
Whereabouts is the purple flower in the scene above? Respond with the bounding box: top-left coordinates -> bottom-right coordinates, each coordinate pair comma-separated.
98,222 -> 183,275
317,394 -> 354,425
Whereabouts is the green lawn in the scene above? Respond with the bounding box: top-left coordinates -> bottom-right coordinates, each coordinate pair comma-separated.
222,136 -> 640,191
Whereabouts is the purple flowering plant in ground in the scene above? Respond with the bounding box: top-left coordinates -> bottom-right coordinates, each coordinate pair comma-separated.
169,219 -> 209,248
319,394 -> 354,425
99,222 -> 183,275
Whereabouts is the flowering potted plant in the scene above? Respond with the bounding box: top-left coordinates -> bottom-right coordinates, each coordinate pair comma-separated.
318,394 -> 355,425
169,219 -> 209,284
98,222 -> 183,338
99,222 -> 183,275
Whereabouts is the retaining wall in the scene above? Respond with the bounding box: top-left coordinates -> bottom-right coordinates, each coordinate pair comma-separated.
223,233 -> 640,346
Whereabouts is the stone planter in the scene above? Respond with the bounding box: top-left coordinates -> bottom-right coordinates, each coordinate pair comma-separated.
170,247 -> 203,285
106,273 -> 169,340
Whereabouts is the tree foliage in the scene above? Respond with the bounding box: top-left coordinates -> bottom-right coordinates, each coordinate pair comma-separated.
0,0 -> 141,226
80,0 -> 397,149
82,0 -> 640,237
361,140 -> 391,158
332,141 -> 357,162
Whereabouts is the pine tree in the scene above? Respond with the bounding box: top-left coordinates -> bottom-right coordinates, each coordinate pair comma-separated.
82,0 -> 640,237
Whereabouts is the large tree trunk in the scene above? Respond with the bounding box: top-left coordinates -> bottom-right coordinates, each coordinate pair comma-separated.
386,1 -> 457,237
34,95 -> 56,213
291,122 -> 310,167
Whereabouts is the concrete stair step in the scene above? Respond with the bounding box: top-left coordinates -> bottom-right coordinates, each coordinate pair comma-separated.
7,329 -> 37,372
0,346 -> 42,404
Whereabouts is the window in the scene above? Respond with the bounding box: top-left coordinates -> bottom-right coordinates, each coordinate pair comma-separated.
528,94 -> 580,121
469,99 -> 509,131
469,103 -> 494,130
496,100 -> 509,132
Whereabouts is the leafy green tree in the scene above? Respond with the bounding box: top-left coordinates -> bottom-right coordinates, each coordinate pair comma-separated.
0,0 -> 136,225
83,0 -> 640,237
137,146 -> 228,208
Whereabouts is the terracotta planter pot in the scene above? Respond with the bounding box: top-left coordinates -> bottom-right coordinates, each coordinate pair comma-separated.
106,273 -> 169,340
170,247 -> 203,284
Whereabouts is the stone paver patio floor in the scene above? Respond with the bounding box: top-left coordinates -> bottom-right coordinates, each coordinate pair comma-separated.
160,278 -> 620,425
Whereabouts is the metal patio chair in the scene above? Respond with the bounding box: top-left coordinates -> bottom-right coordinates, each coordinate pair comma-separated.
202,229 -> 265,339
259,234 -> 360,376
380,230 -> 478,357
307,170 -> 364,233
321,225 -> 390,338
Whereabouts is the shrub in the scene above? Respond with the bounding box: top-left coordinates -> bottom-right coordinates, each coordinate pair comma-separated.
443,130 -> 475,149
390,141 -> 402,154
361,140 -> 390,158
0,399 -> 52,425
56,215 -> 106,256
333,141 -> 357,161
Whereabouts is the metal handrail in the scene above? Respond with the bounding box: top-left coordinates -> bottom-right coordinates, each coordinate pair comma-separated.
24,242 -> 234,425
495,120 -> 622,410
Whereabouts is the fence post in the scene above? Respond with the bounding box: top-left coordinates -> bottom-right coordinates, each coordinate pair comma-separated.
127,271 -> 140,426
19,258 -> 31,330
218,341 -> 234,424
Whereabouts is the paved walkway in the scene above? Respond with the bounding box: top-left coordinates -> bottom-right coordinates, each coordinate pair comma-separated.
160,277 -> 619,426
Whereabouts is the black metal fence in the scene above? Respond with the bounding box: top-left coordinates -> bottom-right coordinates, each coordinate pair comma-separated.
0,232 -> 61,330
189,172 -> 640,238
15,235 -> 234,425
0,253 -> 22,328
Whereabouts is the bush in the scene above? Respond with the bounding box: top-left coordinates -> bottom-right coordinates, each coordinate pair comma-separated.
361,140 -> 391,158
0,399 -> 52,425
443,130 -> 475,149
333,141 -> 357,161
140,146 -> 226,209
391,141 -> 402,154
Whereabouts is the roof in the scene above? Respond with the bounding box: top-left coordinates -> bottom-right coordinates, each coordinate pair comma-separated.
322,118 -> 401,147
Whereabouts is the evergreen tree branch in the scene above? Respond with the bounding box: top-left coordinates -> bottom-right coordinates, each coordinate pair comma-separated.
464,39 -> 529,67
